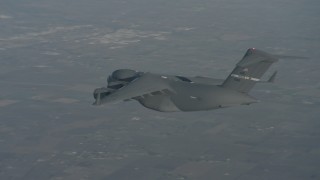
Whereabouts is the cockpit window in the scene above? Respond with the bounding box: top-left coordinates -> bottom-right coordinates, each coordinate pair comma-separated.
176,76 -> 192,83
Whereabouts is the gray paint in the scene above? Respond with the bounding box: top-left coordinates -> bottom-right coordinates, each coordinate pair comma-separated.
93,48 -> 275,112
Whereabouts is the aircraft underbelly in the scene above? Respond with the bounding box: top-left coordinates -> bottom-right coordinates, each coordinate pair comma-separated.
170,84 -> 256,111
136,94 -> 180,112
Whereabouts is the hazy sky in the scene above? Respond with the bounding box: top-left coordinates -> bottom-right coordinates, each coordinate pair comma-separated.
0,0 -> 319,179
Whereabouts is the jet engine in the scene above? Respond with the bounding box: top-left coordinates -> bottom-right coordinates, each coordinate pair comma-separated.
107,69 -> 140,90
93,69 -> 141,105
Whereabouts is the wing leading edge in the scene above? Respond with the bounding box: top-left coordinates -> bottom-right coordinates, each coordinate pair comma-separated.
94,73 -> 174,104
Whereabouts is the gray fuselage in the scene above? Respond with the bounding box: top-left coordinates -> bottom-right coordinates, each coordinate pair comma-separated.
134,76 -> 257,112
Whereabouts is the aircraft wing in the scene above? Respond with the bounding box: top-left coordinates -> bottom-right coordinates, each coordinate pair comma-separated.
96,73 -> 174,104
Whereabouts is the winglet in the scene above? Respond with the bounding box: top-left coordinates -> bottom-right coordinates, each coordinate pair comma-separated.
267,71 -> 277,83
93,92 -> 101,105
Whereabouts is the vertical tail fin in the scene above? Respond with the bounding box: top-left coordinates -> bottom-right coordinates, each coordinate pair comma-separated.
221,48 -> 278,93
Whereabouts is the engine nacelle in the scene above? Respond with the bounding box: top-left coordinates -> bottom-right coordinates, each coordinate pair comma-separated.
111,69 -> 139,81
107,69 -> 141,90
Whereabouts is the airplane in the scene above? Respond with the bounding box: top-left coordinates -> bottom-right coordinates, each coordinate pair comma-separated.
93,48 -> 278,112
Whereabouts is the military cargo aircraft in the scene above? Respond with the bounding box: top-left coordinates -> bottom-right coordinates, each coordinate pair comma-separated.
93,48 -> 278,112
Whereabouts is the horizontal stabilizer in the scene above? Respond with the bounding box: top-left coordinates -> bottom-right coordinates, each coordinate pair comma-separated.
272,54 -> 309,60
237,48 -> 278,67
